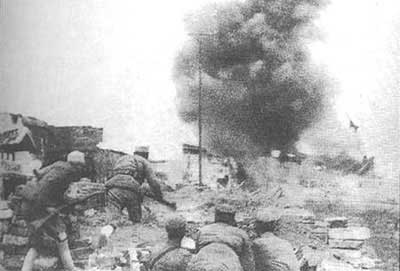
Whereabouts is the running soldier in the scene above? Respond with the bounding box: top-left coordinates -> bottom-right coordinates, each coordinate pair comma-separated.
105,148 -> 164,224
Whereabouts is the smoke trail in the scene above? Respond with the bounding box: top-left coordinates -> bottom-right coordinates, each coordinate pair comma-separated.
174,0 -> 329,158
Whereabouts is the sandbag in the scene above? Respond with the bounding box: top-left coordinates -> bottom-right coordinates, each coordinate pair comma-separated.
151,247 -> 192,271
187,243 -> 243,271
196,223 -> 255,271
253,233 -> 300,271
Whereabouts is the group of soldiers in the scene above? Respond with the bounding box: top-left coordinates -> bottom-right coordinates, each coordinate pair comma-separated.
13,149 -> 166,271
148,204 -> 299,271
11,148 -> 298,271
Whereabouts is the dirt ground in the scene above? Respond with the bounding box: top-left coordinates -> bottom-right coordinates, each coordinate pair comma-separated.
81,163 -> 399,271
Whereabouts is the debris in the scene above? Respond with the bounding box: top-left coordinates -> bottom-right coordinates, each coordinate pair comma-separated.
33,256 -> 59,270
317,258 -> 359,271
0,201 -> 8,210
0,209 -> 13,220
1,234 -> 29,246
328,227 -> 371,241
84,209 -> 96,217
328,239 -> 364,249
324,217 -> 348,228
0,220 -> 10,234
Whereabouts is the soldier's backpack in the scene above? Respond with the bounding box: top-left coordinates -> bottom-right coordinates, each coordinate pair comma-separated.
187,243 -> 243,271
253,233 -> 300,271
196,223 -> 255,271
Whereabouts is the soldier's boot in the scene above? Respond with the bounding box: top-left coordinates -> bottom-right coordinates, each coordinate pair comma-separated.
57,234 -> 76,271
21,248 -> 39,271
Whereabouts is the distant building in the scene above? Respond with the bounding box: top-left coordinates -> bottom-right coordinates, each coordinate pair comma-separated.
182,144 -> 228,187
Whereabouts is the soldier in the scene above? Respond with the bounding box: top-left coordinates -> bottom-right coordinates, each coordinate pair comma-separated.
148,216 -> 193,271
191,203 -> 255,271
253,208 -> 300,271
18,151 -> 86,271
105,148 -> 164,224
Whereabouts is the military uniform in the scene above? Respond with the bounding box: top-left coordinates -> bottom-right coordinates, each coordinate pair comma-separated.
105,155 -> 163,223
19,161 -> 85,247
18,153 -> 86,271
148,217 -> 192,271
192,204 -> 255,271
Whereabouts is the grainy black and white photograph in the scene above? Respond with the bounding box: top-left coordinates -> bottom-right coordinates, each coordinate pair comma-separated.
0,0 -> 399,270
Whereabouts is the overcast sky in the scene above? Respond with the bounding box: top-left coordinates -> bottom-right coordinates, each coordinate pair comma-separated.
0,0 -> 399,175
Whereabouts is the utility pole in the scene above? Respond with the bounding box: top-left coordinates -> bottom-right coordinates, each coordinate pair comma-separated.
189,32 -> 216,186
197,38 -> 203,186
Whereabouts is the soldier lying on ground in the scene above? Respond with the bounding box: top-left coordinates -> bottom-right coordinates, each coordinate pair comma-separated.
188,203 -> 255,271
147,216 -> 193,271
253,208 -> 300,271
17,151 -> 86,271
105,151 -> 165,224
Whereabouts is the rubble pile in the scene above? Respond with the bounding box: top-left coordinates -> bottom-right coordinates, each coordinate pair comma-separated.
86,247 -> 150,271
293,215 -> 385,271
0,200 -> 28,270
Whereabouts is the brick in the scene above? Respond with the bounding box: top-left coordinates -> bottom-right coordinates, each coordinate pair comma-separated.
88,253 -> 116,269
2,234 -> 29,246
3,255 -> 25,270
9,226 -> 30,237
328,239 -> 364,249
0,243 -> 29,256
0,201 -> 8,210
71,246 -> 94,261
0,209 -> 13,220
328,227 -> 371,241
318,259 -> 359,271
12,219 -> 27,228
0,220 -> 10,234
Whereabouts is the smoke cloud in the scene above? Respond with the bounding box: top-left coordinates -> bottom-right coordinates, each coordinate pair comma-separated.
174,0 -> 329,158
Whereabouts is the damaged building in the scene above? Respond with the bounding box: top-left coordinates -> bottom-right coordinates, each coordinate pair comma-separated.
0,113 -> 104,199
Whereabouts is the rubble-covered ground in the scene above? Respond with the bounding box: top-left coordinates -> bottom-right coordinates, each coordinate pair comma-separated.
2,158 -> 398,271
79,158 -> 399,271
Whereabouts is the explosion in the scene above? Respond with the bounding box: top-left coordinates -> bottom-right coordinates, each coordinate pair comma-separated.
174,0 -> 329,158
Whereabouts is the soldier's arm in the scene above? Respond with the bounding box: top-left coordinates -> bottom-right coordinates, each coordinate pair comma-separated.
33,164 -> 53,180
143,161 -> 163,200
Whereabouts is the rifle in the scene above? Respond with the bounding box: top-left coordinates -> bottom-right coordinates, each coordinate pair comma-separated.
151,197 -> 177,210
141,188 -> 176,210
28,192 -> 104,233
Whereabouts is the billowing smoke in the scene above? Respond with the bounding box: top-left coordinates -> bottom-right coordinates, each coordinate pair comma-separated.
174,0 -> 328,158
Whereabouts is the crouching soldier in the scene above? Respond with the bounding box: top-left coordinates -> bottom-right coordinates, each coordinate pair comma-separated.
18,151 -> 86,271
148,216 -> 193,271
105,150 -> 164,224
187,204 -> 255,271
253,208 -> 300,271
